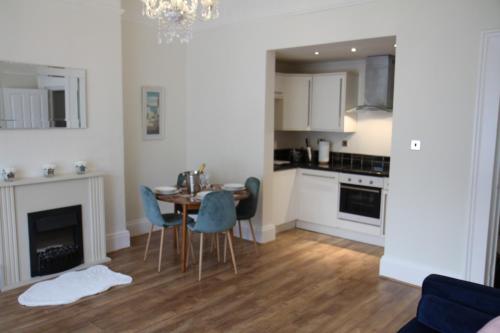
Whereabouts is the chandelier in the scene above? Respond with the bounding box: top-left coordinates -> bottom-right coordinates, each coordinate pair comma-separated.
141,0 -> 219,44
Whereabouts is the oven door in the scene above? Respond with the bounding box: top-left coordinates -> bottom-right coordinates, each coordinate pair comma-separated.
338,184 -> 382,226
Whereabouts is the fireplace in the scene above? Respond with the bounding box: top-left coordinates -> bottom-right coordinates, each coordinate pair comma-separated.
28,205 -> 84,277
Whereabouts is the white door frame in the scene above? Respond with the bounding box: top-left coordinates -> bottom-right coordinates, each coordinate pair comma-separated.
466,30 -> 500,285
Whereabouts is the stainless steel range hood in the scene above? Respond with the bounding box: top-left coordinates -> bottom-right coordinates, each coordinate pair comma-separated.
357,55 -> 395,111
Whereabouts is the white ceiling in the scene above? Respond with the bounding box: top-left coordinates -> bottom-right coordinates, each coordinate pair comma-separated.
275,36 -> 396,62
122,0 -> 375,31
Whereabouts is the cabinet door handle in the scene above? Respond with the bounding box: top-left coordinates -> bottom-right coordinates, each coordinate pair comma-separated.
338,78 -> 343,128
307,79 -> 312,127
340,185 -> 380,193
382,193 -> 388,236
302,172 -> 336,180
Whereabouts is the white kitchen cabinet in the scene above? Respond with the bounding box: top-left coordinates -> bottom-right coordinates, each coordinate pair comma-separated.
275,74 -> 285,96
296,169 -> 339,227
272,169 -> 298,226
311,72 -> 357,132
275,72 -> 357,132
275,73 -> 312,131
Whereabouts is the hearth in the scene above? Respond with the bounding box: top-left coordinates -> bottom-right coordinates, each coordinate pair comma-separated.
28,205 -> 84,277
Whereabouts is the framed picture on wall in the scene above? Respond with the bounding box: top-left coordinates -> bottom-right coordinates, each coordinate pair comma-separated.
142,86 -> 165,140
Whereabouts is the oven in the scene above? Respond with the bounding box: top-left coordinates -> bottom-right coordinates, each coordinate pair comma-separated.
338,174 -> 384,226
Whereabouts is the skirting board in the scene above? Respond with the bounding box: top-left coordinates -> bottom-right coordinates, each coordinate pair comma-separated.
276,221 -> 297,233
379,255 -> 463,286
129,217 -> 277,244
106,230 -> 131,252
233,221 -> 276,243
296,221 -> 385,247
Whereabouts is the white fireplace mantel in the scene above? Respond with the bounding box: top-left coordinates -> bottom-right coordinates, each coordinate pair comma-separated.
0,172 -> 109,291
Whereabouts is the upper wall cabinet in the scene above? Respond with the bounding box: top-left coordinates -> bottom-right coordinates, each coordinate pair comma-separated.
275,72 -> 357,132
311,73 -> 357,132
275,73 -> 311,131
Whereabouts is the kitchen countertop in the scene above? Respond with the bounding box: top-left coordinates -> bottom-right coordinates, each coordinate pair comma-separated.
274,162 -> 389,177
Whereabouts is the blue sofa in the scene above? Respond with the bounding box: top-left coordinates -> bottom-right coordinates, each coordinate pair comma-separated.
398,274 -> 500,333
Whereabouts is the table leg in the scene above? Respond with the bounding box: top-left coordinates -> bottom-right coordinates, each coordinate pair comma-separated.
181,204 -> 188,272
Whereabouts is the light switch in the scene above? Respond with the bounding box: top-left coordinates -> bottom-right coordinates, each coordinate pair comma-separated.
411,140 -> 421,151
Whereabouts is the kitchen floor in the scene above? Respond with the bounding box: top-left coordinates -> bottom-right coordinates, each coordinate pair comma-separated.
0,229 -> 420,332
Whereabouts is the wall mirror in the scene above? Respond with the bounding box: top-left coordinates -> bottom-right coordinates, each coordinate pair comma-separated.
0,61 -> 86,129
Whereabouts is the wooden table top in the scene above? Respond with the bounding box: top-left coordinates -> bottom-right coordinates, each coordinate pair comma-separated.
156,184 -> 250,207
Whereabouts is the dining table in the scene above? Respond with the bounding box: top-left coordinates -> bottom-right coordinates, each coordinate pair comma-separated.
156,184 -> 250,273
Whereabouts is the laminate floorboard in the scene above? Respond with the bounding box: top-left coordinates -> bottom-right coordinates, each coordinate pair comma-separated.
0,229 -> 420,332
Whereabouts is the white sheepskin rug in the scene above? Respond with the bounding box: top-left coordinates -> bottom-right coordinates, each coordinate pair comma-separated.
18,265 -> 132,307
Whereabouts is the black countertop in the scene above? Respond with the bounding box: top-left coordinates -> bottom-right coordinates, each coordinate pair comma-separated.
274,162 -> 389,177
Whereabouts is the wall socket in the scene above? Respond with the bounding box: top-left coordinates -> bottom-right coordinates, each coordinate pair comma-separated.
411,140 -> 421,151
342,140 -> 348,147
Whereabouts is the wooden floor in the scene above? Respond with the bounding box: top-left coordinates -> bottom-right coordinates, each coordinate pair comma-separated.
0,229 -> 420,333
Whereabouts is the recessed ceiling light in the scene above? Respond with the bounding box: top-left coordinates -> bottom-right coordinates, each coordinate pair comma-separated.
350,47 -> 357,53
314,51 -> 320,55
394,43 -> 397,48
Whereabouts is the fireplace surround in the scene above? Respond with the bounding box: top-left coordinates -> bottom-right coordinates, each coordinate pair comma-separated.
0,172 -> 108,291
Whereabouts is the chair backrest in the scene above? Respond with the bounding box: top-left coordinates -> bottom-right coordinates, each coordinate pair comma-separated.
236,177 -> 260,219
139,186 -> 164,227
193,191 -> 236,233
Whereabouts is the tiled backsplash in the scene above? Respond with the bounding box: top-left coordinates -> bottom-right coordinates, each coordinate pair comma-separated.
274,148 -> 390,174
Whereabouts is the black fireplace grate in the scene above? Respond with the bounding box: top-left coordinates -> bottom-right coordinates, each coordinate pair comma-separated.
28,205 -> 84,277
36,244 -> 82,276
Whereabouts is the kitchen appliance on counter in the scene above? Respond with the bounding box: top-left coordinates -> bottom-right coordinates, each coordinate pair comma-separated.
290,148 -> 305,163
338,173 -> 385,226
318,140 -> 330,165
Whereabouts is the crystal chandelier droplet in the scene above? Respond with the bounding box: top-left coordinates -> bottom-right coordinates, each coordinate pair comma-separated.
141,0 -> 219,44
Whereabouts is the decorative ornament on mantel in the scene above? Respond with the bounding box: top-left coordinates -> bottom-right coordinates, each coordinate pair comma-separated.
141,0 -> 219,44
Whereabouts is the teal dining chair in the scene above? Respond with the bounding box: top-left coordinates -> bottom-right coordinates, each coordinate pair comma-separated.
140,185 -> 193,272
186,191 -> 238,281
236,177 -> 260,254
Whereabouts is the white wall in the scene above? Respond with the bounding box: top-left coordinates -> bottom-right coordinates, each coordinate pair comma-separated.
274,110 -> 392,156
186,0 -> 500,285
121,0 -> 188,235
0,0 -> 129,251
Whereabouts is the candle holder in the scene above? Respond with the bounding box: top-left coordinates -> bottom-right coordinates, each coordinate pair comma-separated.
74,161 -> 87,175
1,168 -> 16,182
42,164 -> 56,177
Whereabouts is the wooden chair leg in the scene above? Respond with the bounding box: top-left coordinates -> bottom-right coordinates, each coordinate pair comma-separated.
210,233 -> 216,253
144,224 -> 153,261
223,232 -> 228,263
186,230 -> 190,267
226,231 -> 238,274
238,220 -> 242,240
188,230 -> 196,266
174,226 -> 179,255
198,233 -> 204,281
248,219 -> 258,254
158,228 -> 165,272
216,233 -> 221,263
